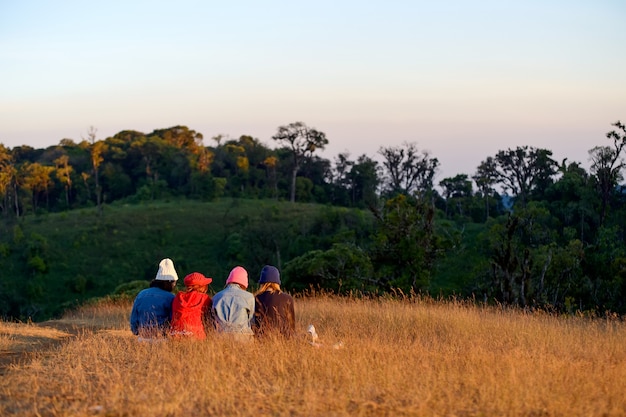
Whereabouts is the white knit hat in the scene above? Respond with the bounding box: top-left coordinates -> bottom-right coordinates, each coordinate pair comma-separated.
155,258 -> 178,281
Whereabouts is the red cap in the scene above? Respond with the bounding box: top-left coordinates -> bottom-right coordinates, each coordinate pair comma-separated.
184,272 -> 213,287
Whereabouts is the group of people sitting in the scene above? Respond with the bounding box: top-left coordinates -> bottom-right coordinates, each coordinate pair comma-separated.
129,258 -> 295,341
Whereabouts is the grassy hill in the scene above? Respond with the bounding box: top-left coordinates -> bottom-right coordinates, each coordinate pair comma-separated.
0,198 -> 376,320
0,198 -> 487,321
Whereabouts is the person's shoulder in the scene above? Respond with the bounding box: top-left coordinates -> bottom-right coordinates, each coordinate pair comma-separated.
279,292 -> 294,301
135,287 -> 154,298
212,289 -> 225,300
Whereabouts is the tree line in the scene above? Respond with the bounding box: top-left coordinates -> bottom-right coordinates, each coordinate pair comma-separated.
1,120 -> 626,314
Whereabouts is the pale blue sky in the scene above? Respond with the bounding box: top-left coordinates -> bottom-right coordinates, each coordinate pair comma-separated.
1,0 -> 625,179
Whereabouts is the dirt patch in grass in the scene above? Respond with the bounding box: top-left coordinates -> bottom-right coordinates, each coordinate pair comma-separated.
0,320 -> 86,375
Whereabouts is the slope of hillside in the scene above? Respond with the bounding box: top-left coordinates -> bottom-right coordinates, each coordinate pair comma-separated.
0,198 -> 376,321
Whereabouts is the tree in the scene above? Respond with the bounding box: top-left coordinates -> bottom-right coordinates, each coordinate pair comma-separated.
54,155 -> 73,208
369,194 -> 438,293
263,156 -> 279,199
149,125 -> 204,152
378,142 -> 439,198
299,155 -> 332,203
283,243 -> 375,293
588,120 -> 626,224
486,146 -> 558,206
544,160 -> 598,243
473,157 -> 499,219
439,174 -> 473,217
20,162 -> 54,213
272,121 -> 329,203
584,225 -> 626,312
85,127 -> 106,213
348,155 -> 380,208
0,144 -> 14,216
480,203 -> 558,307
329,152 -> 353,206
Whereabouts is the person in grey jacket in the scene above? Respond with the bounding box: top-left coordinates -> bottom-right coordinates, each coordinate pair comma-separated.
130,258 -> 178,339
211,266 -> 255,340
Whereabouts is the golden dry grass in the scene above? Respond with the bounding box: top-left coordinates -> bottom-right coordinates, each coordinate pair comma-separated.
0,321 -> 72,358
1,296 -> 625,416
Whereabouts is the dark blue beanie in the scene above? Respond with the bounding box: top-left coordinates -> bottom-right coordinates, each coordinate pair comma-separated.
259,265 -> 281,284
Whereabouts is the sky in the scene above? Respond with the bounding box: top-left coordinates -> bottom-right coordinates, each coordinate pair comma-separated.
1,0 -> 625,180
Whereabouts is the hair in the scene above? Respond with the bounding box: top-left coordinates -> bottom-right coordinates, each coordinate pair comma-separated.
185,284 -> 208,293
226,283 -> 247,290
255,282 -> 281,295
150,279 -> 176,292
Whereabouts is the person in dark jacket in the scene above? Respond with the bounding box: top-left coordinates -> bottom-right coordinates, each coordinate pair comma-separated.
169,272 -> 213,340
253,265 -> 295,338
130,258 -> 178,340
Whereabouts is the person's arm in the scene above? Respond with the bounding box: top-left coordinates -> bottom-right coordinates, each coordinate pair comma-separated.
130,300 -> 139,335
201,297 -> 213,333
163,294 -> 174,328
252,296 -> 262,335
287,297 -> 296,335
248,294 -> 256,328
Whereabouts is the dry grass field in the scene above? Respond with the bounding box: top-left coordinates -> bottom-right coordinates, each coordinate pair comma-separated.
1,296 -> 625,416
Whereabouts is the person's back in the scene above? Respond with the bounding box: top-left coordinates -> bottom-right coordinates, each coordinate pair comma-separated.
254,290 -> 295,337
253,265 -> 295,338
212,266 -> 255,336
170,272 -> 213,340
130,287 -> 175,335
130,258 -> 178,338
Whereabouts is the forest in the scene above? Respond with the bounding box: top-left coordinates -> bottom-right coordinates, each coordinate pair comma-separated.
1,120 -> 625,320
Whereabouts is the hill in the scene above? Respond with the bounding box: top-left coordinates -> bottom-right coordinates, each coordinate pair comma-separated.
0,198 -> 379,320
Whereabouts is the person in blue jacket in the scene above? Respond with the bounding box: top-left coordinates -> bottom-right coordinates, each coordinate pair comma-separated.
130,258 -> 178,339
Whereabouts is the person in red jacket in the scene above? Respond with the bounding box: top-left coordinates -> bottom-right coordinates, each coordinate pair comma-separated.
170,272 -> 213,340
253,265 -> 296,338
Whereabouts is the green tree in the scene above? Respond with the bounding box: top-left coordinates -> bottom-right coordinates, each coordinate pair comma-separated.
480,203 -> 561,307
54,155 -> 73,209
272,121 -> 329,203
283,243 -> 374,293
21,162 -> 55,213
0,144 -> 15,216
439,174 -> 473,218
472,156 -> 499,220
487,146 -> 558,206
329,152 -> 353,206
348,155 -> 380,208
584,225 -> 626,312
544,161 -> 599,244
369,194 -> 438,293
262,156 -> 279,199
534,239 -> 588,312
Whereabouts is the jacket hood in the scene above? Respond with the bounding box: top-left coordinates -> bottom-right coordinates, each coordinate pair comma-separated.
176,291 -> 208,308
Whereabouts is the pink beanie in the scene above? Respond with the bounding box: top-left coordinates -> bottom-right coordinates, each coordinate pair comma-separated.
226,266 -> 248,289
